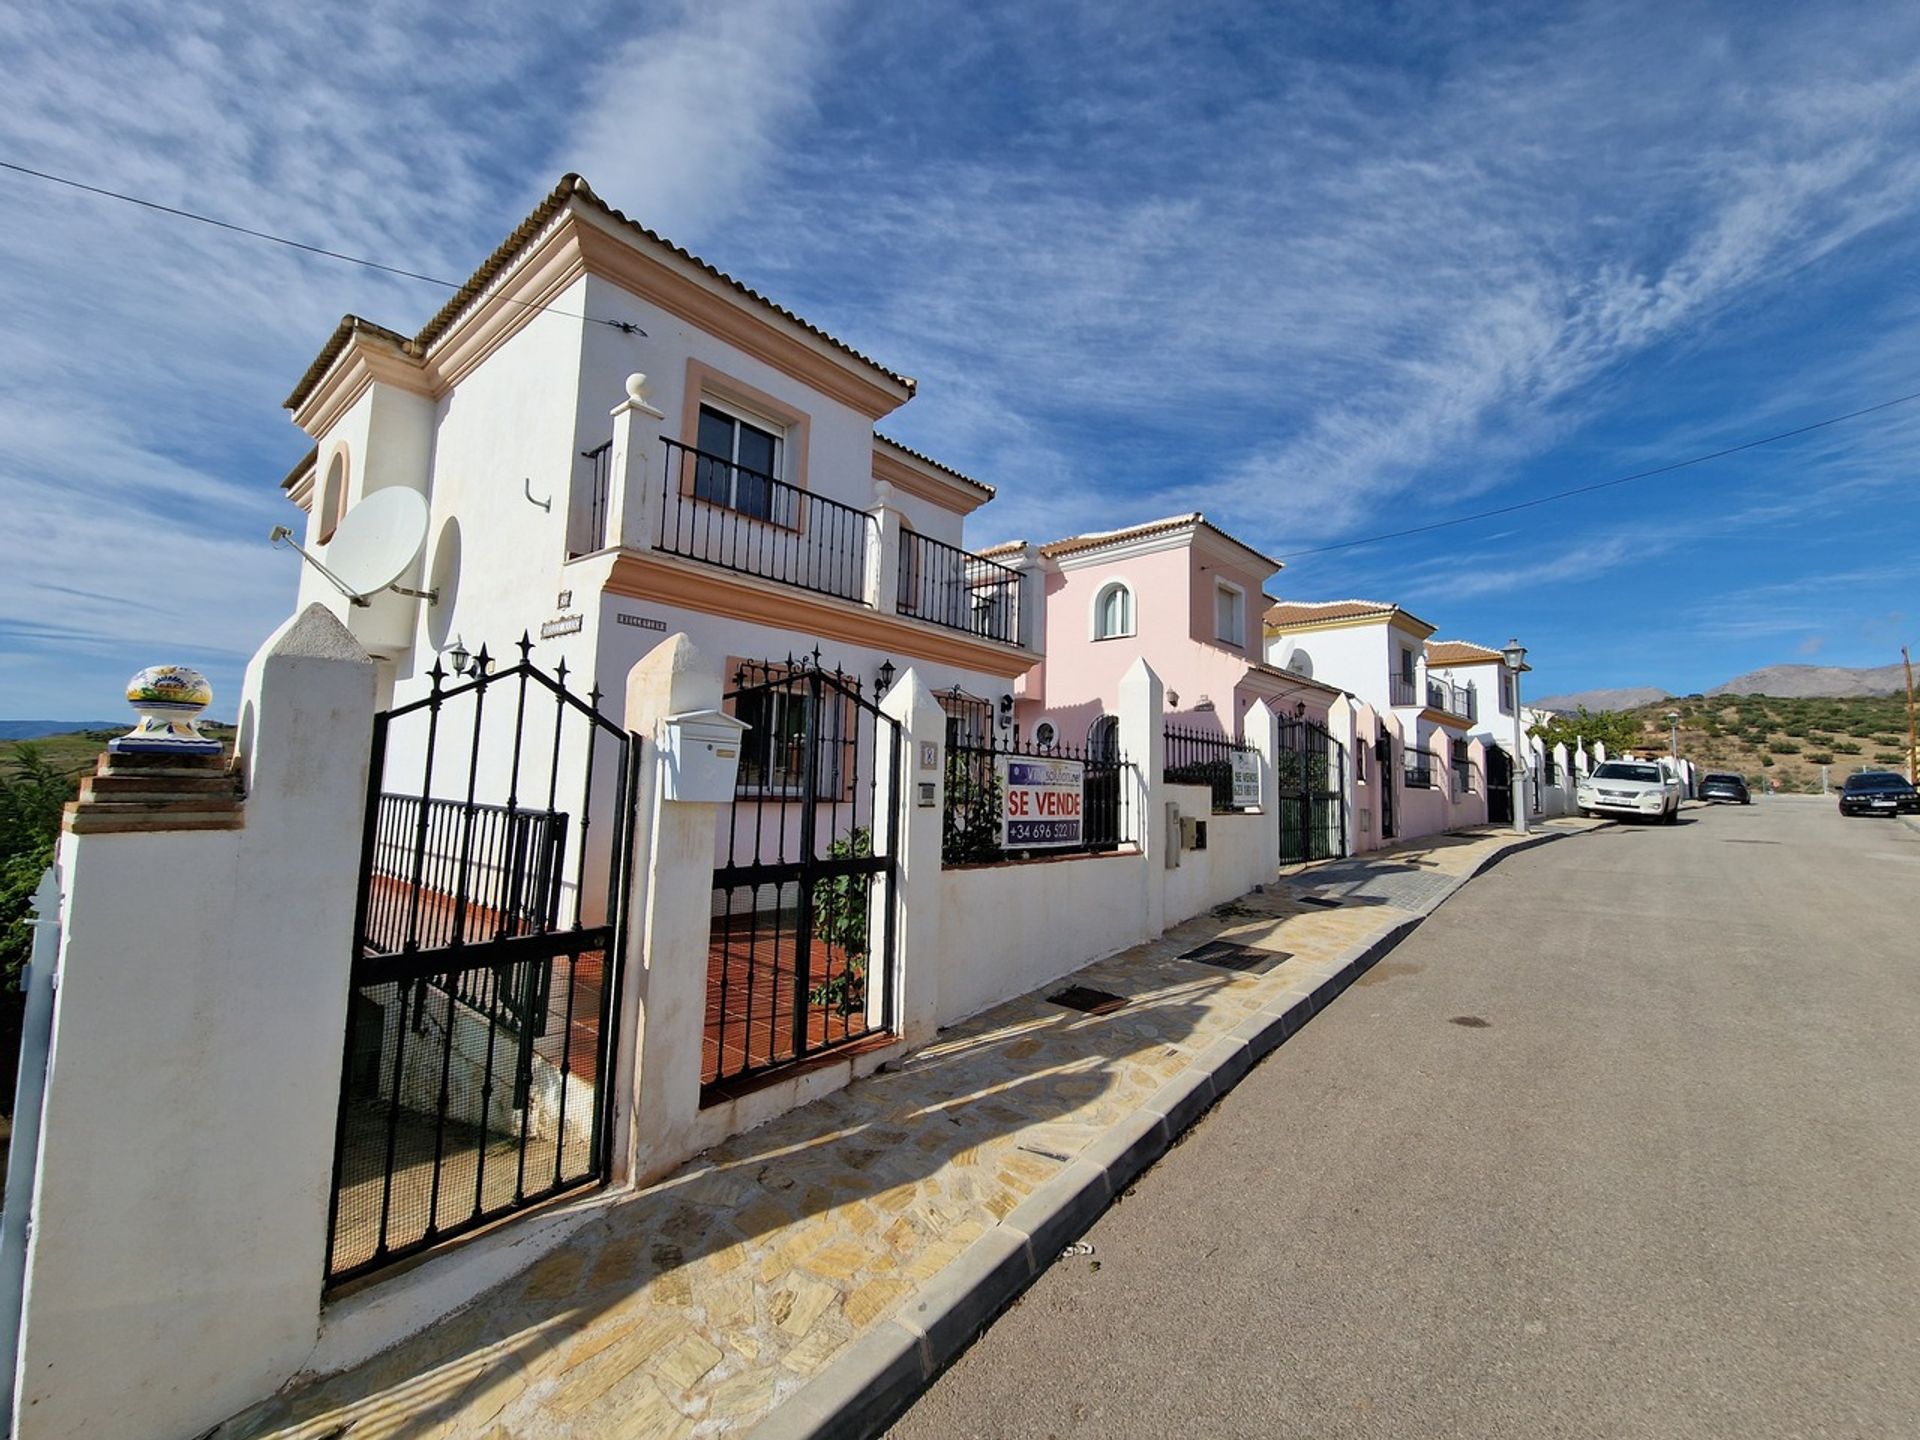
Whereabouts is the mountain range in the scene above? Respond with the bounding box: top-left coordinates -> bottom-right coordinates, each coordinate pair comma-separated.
1535,663 -> 1911,713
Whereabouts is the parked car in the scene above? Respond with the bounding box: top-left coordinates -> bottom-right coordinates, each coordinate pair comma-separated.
1577,760 -> 1683,822
1837,770 -> 1920,817
1699,772 -> 1752,805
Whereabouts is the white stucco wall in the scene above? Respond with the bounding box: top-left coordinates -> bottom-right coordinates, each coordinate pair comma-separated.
14,608 -> 374,1440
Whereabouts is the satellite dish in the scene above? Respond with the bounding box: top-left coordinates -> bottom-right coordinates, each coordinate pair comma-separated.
327,489 -> 430,597
270,488 -> 435,606
1287,649 -> 1314,679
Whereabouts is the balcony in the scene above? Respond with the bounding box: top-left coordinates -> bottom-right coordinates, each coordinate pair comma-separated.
1426,676 -> 1478,721
657,439 -> 873,604
570,432 -> 1028,649
1388,673 -> 1418,708
897,531 -> 1022,647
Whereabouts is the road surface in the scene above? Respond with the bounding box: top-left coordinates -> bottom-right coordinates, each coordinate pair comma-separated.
890,797 -> 1920,1439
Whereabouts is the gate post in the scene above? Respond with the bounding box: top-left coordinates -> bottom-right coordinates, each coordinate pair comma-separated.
1245,699 -> 1282,878
13,605 -> 375,1440
616,634 -> 726,1186
876,669 -> 945,1047
1117,658 -> 1166,938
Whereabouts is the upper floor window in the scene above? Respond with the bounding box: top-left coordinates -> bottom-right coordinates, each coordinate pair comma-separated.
1093,580 -> 1134,640
1214,582 -> 1246,647
1500,672 -> 1515,714
1400,645 -> 1417,683
694,402 -> 789,525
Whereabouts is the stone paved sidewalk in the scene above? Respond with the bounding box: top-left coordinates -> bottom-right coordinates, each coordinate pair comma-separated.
215,820 -> 1598,1440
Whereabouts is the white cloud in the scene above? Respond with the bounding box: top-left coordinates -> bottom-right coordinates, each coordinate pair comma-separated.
550,0 -> 852,241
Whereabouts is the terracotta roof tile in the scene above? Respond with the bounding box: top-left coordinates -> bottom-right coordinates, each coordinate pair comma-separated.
1425,640 -> 1504,667
286,174 -> 914,412
873,432 -> 994,497
1039,514 -> 1280,569
1264,598 -> 1437,636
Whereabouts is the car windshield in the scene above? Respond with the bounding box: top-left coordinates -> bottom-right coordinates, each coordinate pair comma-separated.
1593,763 -> 1661,782
1845,773 -> 1910,792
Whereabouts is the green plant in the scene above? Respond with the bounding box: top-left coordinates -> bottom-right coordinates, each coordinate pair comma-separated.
808,826 -> 872,1015
941,752 -> 1003,864
1806,752 -> 1833,766
1761,754 -> 1775,767
1831,741 -> 1862,755
1,745 -> 77,979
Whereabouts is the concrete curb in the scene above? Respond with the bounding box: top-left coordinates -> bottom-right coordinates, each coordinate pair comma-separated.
748,826 -> 1578,1440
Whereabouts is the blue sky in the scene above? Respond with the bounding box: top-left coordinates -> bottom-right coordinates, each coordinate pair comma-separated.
3,0 -> 1918,717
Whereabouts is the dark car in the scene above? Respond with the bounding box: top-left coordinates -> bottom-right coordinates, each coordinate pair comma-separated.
1699,772 -> 1751,804
1838,770 -> 1920,817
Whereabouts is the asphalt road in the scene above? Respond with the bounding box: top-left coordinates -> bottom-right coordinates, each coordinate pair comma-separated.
890,798 -> 1920,1439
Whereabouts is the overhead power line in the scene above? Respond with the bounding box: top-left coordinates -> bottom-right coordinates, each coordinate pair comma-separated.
0,157 -> 644,336
1277,387 -> 1920,560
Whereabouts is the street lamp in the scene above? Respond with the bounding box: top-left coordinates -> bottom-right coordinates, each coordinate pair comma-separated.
1502,638 -> 1529,834
1665,710 -> 1680,759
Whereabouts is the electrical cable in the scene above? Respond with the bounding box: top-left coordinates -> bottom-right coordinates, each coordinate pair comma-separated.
0,157 -> 644,336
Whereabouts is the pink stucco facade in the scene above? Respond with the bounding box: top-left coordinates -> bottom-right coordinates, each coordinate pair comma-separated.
1016,518 -> 1339,749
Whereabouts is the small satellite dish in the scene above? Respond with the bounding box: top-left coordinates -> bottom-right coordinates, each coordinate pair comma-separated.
327,489 -> 430,597
270,489 -> 435,607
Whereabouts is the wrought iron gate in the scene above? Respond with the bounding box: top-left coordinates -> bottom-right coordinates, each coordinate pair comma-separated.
706,655 -> 901,1093
326,639 -> 637,1285
1487,745 -> 1513,824
1277,717 -> 1348,864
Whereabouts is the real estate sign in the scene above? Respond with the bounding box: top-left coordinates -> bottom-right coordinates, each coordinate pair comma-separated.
998,755 -> 1085,848
1229,749 -> 1261,809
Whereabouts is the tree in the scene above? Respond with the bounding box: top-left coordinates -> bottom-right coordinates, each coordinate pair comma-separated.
1,745 -> 77,977
1529,706 -> 1648,757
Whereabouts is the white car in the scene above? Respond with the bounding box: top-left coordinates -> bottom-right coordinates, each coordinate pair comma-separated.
1577,760 -> 1683,823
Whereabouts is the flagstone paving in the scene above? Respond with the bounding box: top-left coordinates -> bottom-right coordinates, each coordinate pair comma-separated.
214,820 -> 1598,1440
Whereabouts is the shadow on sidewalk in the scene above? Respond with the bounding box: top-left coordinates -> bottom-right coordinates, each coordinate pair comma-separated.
216,889 -> 1333,1439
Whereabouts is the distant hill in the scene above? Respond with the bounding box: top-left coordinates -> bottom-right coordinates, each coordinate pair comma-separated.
1708,663 -> 1907,698
1532,686 -> 1670,712
1536,662 -> 1909,713
0,720 -> 122,741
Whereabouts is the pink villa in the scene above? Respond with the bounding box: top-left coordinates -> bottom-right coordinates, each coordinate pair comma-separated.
994,514 -> 1344,753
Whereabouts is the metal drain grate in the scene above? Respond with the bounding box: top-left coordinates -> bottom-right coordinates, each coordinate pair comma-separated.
1297,894 -> 1343,908
1179,940 -> 1291,972
1047,985 -> 1129,1015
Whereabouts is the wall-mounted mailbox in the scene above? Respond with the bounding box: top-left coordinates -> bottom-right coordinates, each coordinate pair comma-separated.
1180,815 -> 1208,851
657,708 -> 750,802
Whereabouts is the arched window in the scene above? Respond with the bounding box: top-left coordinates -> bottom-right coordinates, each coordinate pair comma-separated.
318,450 -> 348,543
1092,581 -> 1133,640
1088,714 -> 1119,760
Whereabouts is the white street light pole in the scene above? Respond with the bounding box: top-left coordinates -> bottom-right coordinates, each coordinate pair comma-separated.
1502,638 -> 1529,835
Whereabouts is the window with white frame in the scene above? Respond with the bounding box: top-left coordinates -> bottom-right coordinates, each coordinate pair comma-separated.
732,681 -> 847,794
694,402 -> 791,525
1400,646 -> 1417,682
1213,581 -> 1245,647
1093,580 -> 1134,639
1500,672 -> 1515,714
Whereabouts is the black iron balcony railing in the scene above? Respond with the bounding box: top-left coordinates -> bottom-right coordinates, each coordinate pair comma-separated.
658,438 -> 874,604
898,531 -> 1023,646
1389,673 -> 1418,708
569,442 -> 612,558
1426,676 -> 1478,721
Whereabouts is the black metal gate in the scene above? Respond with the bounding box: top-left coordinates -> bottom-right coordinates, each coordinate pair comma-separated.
1487,745 -> 1513,824
326,638 -> 637,1285
1277,717 -> 1348,864
707,655 -> 901,1093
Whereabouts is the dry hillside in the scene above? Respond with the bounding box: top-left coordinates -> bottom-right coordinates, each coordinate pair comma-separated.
1623,693 -> 1916,794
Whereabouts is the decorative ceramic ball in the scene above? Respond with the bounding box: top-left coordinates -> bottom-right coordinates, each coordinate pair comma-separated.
111,664 -> 221,755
